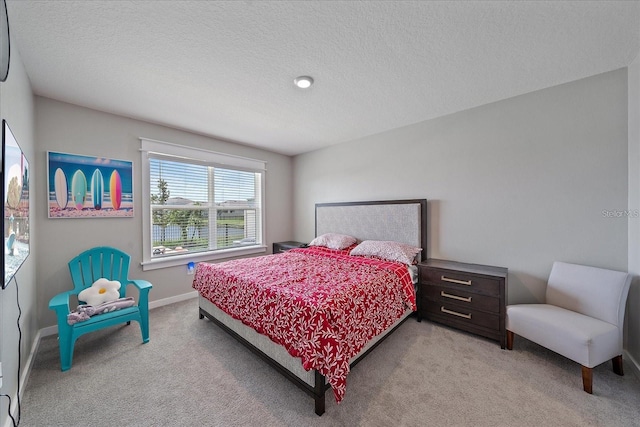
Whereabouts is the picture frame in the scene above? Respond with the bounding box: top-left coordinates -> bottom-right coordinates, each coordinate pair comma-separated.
3,120 -> 29,288
47,151 -> 133,218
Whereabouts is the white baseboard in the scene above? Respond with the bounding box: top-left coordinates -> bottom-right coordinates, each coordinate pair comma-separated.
3,291 -> 199,427
39,324 -> 58,338
2,330 -> 41,427
624,349 -> 640,381
149,290 -> 198,310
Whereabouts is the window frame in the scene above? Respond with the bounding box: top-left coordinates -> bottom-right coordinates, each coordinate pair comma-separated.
140,137 -> 267,271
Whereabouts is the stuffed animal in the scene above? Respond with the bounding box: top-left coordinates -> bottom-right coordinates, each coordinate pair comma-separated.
78,278 -> 121,306
67,297 -> 136,325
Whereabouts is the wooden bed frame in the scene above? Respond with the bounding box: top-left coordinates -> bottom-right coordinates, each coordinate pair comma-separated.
197,199 -> 427,415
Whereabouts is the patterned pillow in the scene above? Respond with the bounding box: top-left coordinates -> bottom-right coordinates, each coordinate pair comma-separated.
350,240 -> 422,265
309,233 -> 358,250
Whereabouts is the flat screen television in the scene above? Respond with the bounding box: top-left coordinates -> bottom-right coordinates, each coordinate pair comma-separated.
3,119 -> 29,289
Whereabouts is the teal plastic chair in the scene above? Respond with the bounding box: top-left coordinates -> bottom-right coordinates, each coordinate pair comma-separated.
48,246 -> 153,371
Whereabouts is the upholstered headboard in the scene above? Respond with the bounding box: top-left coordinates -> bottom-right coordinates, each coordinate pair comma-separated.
315,199 -> 427,260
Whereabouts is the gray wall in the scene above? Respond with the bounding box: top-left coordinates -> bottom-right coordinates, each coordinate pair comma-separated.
35,97 -> 294,329
0,41 -> 35,426
628,56 -> 640,370
293,69 -> 632,347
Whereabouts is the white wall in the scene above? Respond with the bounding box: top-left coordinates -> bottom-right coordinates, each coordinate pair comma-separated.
294,68 -> 628,308
35,97 -> 294,329
0,39 -> 35,427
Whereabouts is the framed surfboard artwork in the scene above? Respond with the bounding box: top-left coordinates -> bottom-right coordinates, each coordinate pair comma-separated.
47,151 -> 133,218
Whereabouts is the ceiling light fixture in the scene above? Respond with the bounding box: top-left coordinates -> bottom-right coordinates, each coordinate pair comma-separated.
294,76 -> 314,89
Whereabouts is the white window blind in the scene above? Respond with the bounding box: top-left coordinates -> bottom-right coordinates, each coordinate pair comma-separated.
140,138 -> 266,270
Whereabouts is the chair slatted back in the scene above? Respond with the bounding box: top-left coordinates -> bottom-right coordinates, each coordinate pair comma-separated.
68,246 -> 131,298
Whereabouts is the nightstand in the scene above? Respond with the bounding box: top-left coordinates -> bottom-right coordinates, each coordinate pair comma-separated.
417,258 -> 508,348
272,241 -> 307,254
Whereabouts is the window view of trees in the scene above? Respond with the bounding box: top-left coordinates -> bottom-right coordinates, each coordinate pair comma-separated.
150,159 -> 260,258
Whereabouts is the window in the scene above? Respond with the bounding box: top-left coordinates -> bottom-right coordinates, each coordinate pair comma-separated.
140,138 -> 266,270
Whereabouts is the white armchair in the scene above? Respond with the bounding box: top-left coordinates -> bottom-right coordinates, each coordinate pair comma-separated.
506,261 -> 632,393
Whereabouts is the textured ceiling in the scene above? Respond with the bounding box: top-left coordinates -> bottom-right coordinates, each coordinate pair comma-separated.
6,1 -> 640,156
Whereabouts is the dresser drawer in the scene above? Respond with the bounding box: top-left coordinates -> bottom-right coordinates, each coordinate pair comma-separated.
422,300 -> 500,331
421,285 -> 500,313
420,267 -> 500,296
417,259 -> 508,348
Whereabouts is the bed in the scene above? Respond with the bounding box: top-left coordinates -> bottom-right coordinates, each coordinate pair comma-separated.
193,199 -> 427,415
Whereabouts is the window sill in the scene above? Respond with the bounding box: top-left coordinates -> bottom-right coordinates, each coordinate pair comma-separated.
140,245 -> 267,271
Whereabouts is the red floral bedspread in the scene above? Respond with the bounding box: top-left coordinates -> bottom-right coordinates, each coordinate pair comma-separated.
192,246 -> 416,403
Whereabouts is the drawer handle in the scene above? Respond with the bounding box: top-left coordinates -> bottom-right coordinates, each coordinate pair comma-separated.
440,291 -> 472,303
441,306 -> 472,319
441,275 -> 472,286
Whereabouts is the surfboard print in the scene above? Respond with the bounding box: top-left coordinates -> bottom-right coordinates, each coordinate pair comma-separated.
71,169 -> 87,210
110,170 -> 122,210
54,168 -> 68,209
91,169 -> 104,209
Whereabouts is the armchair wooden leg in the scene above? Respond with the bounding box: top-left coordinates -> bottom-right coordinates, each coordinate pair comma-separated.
581,366 -> 593,394
506,330 -> 514,350
612,355 -> 624,376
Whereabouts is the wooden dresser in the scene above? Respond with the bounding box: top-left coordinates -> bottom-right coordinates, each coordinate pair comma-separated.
417,258 -> 508,348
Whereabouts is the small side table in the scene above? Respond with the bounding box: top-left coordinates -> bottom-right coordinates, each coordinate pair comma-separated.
272,241 -> 307,254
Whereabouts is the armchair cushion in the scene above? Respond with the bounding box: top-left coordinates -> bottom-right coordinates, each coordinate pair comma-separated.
506,304 -> 619,368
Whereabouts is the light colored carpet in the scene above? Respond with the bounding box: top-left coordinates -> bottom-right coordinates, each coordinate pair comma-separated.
19,298 -> 640,426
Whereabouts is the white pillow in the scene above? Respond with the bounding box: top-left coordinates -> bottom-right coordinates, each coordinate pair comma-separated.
78,278 -> 121,306
309,233 -> 357,250
350,240 -> 422,265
